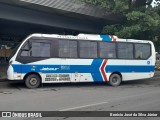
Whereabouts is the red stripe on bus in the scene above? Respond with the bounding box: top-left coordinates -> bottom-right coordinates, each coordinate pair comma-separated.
100,59 -> 108,81
110,35 -> 116,42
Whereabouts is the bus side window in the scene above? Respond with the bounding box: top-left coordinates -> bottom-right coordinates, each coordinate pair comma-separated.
21,51 -> 29,56
31,42 -> 51,57
135,44 -> 151,59
135,50 -> 143,59
21,44 -> 30,57
117,43 -> 134,59
21,42 -> 51,57
99,42 -> 116,59
79,41 -> 98,58
59,40 -> 78,58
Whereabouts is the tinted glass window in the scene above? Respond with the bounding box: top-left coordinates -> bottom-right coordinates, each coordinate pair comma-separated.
31,42 -> 50,57
118,43 -> 134,59
99,42 -> 116,58
135,44 -> 151,59
79,41 -> 97,58
59,40 -> 77,58
21,51 -> 29,56
21,44 -> 30,57
21,42 -> 51,57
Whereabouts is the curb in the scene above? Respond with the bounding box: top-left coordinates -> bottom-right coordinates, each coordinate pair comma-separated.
0,78 -> 8,82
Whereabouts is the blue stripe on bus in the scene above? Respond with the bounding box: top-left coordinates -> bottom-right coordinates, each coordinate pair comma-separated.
12,64 -> 155,82
91,59 -> 103,81
105,65 -> 154,73
12,64 -> 155,73
100,35 -> 112,41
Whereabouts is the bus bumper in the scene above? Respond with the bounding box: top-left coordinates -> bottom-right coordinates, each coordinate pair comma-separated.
7,65 -> 14,80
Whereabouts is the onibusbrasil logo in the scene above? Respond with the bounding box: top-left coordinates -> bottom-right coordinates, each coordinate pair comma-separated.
2,112 -> 42,118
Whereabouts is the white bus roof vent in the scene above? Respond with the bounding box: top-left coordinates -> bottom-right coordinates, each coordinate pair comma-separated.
78,33 -> 101,40
78,33 -> 99,37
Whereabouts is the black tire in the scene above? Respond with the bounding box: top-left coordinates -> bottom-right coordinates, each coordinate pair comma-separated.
109,74 -> 122,87
25,74 -> 41,89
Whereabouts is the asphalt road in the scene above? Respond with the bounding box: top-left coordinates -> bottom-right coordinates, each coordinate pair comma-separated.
0,72 -> 160,120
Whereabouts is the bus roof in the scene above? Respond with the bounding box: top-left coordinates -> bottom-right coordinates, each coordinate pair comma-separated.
26,33 -> 152,43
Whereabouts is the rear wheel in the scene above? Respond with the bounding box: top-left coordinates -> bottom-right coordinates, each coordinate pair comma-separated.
25,74 -> 41,89
109,74 -> 122,87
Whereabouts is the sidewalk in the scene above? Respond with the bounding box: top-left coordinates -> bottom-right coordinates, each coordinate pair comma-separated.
0,73 -> 7,82
0,63 -> 8,81
0,76 -> 7,82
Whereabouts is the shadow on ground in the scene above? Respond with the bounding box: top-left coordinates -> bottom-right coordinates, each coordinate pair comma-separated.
5,77 -> 159,90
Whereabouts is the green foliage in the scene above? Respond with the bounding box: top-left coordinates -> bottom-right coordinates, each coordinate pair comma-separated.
80,0 -> 160,52
80,0 -> 128,12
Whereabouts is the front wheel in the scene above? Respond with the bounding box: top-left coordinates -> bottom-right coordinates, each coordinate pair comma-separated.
109,74 -> 122,87
25,74 -> 41,89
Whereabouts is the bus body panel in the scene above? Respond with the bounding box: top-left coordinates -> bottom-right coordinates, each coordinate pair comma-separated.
9,58 -> 155,83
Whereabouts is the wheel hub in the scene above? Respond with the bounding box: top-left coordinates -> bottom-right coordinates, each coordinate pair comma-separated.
30,78 -> 37,85
112,77 -> 118,83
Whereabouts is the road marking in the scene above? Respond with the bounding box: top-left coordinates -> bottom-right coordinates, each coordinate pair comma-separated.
59,89 -> 160,111
59,101 -> 108,111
